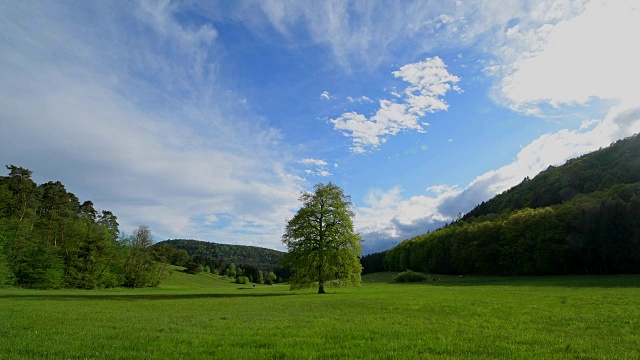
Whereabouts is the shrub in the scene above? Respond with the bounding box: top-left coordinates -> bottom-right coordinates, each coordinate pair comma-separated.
394,270 -> 427,283
235,276 -> 249,284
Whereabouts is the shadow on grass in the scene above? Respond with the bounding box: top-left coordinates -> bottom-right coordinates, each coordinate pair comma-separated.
381,274 -> 640,288
1,291 -> 296,301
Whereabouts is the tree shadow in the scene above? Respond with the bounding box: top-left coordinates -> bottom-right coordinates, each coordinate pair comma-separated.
385,274 -> 640,288
1,291 -> 296,301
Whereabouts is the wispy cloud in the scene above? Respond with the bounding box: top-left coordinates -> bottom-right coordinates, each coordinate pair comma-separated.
357,2 -> 640,254
320,91 -> 332,100
330,57 -> 460,153
0,1 -> 302,249
347,96 -> 373,104
251,1 -> 525,69
358,103 -> 640,253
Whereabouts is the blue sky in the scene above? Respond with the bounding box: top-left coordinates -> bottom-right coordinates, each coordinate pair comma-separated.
1,0 -> 639,254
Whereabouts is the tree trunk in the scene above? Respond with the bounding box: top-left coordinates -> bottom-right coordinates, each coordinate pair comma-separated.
318,280 -> 326,294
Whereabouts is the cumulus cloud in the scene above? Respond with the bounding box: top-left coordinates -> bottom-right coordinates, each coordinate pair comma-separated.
358,103 -> 640,253
298,158 -> 333,178
492,0 -> 639,114
355,186 -> 460,253
330,57 -> 460,153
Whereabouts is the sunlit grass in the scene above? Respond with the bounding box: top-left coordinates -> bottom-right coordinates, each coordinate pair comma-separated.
1,269 -> 639,359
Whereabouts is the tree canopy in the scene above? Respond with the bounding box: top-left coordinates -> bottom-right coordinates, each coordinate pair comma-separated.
282,183 -> 362,293
362,134 -> 640,276
0,165 -> 160,289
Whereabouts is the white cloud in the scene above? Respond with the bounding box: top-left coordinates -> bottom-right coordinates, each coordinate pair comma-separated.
367,0 -> 638,254
330,57 -> 460,153
493,0 -> 639,114
320,91 -> 332,100
392,56 -> 461,116
347,96 -> 373,104
427,184 -> 460,195
579,119 -> 599,131
299,158 -> 328,166
138,0 -> 217,49
359,102 -> 640,253
355,186 -> 460,253
0,1 -> 302,250
297,158 -> 333,178
203,214 -> 219,225
250,1 -> 531,70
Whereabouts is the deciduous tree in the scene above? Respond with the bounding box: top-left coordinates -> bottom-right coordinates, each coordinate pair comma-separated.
282,183 -> 362,294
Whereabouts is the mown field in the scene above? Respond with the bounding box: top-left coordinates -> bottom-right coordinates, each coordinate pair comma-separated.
1,268 -> 639,359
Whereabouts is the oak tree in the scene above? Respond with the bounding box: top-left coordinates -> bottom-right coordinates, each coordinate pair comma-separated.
282,183 -> 362,293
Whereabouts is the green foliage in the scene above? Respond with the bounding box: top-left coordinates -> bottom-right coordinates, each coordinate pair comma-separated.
0,166 -> 162,289
185,262 -> 204,274
121,226 -> 160,288
364,134 -> 640,276
235,276 -> 249,284
282,183 -> 363,293
158,239 -> 284,271
394,270 -> 427,282
263,271 -> 277,285
464,134 -> 640,219
360,251 -> 386,274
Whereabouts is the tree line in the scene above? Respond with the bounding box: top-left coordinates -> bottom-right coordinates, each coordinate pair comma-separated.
0,165 -> 162,288
363,134 -> 640,276
157,239 -> 285,273
0,165 -> 293,289
151,242 -> 283,284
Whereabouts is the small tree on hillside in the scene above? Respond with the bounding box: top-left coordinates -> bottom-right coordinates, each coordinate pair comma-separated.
282,183 -> 363,294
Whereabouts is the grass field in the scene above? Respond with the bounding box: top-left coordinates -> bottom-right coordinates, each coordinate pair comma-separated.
1,268 -> 639,359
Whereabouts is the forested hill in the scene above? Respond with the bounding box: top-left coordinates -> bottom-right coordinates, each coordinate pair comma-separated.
362,134 -> 640,276
157,239 -> 284,271
464,134 -> 640,220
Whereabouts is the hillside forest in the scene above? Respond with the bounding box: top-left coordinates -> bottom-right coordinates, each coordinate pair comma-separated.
0,166 -> 284,289
2,134 -> 639,288
362,134 -> 640,275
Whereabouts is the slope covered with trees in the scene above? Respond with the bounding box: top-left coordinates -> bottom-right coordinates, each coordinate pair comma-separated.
363,134 -> 640,275
464,134 -> 640,219
0,166 -> 161,289
157,239 -> 284,271
154,239 -> 286,284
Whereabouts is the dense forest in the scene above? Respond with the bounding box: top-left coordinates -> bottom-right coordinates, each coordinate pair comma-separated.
0,166 -> 287,289
362,134 -> 640,275
154,239 -> 286,284
158,239 -> 284,271
0,166 -> 162,289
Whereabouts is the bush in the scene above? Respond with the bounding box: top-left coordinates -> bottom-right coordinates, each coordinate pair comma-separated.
235,276 -> 249,284
394,271 -> 427,283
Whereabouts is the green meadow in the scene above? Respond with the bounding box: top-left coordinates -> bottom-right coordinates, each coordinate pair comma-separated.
1,269 -> 639,359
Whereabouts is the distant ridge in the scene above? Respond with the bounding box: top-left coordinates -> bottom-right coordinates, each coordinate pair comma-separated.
464,133 -> 640,219
362,133 -> 640,275
157,239 -> 284,271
